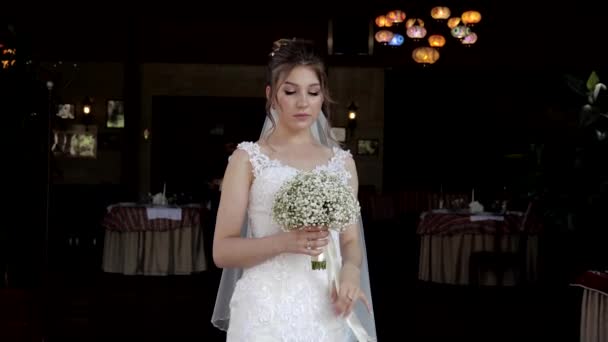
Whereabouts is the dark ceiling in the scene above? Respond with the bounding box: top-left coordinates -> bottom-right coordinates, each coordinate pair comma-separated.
4,1 -> 608,69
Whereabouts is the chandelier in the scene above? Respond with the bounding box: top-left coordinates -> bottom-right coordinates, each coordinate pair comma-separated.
374,6 -> 482,65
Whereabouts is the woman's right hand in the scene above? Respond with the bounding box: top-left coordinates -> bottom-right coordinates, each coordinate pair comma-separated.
279,227 -> 329,256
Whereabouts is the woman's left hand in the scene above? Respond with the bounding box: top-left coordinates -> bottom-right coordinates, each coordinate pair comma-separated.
331,263 -> 371,318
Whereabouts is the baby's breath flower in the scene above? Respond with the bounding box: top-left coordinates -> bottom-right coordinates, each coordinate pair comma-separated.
272,170 -> 360,232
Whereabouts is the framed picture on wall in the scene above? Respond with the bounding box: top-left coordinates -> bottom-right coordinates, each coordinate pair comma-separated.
51,124 -> 97,158
56,104 -> 75,119
106,99 -> 125,128
357,139 -> 379,156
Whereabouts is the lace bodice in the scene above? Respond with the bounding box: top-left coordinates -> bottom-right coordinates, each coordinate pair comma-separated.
226,141 -> 355,342
238,141 -> 352,238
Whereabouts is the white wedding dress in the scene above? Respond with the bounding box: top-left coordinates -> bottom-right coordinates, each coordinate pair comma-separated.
226,141 -> 355,342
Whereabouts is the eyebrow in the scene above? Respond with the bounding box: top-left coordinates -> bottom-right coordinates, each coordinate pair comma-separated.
283,81 -> 321,87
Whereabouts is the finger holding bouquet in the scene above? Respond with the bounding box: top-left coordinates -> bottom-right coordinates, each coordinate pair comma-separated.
278,225 -> 330,258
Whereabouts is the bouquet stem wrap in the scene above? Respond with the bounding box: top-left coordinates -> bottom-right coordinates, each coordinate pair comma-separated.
311,245 -> 327,270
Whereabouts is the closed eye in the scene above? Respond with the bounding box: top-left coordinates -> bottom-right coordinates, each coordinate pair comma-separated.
283,90 -> 320,96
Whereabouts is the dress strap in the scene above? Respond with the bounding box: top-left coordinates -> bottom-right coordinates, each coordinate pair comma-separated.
327,147 -> 353,183
332,147 -> 352,165
235,141 -> 268,177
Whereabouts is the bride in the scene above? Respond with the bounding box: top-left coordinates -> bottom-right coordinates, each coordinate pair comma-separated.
211,38 -> 377,341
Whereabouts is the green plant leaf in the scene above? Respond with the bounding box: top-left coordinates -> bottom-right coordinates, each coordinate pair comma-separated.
587,70 -> 600,92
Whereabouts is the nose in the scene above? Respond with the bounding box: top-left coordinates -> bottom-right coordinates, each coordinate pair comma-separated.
295,92 -> 310,108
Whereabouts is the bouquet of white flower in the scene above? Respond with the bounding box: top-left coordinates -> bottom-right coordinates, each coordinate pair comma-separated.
271,170 -> 361,270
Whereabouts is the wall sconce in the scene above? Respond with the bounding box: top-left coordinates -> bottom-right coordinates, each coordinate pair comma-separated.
82,97 -> 92,115
347,101 -> 358,130
347,101 -> 358,121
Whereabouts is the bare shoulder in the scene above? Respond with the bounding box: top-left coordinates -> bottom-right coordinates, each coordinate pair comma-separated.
343,152 -> 357,175
344,153 -> 356,169
225,145 -> 253,177
229,148 -> 251,165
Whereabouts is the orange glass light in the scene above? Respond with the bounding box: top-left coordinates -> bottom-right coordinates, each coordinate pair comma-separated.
412,47 -> 440,64
428,35 -> 446,47
431,6 -> 451,19
461,11 -> 482,25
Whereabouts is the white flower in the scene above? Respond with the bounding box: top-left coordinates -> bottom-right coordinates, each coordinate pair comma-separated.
271,170 -> 360,232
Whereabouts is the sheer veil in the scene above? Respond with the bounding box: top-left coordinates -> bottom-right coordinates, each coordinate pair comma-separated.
211,110 -> 377,341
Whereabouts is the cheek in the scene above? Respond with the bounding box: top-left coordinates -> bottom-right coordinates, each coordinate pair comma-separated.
311,96 -> 324,110
276,95 -> 292,109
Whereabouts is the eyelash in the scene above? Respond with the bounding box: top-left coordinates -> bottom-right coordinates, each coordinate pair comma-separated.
284,91 -> 320,96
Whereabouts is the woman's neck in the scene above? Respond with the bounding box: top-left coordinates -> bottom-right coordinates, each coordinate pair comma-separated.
269,124 -> 315,146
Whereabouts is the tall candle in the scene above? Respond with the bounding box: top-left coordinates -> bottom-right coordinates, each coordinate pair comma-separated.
471,188 -> 475,202
163,182 -> 166,197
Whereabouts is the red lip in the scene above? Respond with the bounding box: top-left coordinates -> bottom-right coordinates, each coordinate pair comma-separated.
294,113 -> 310,117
